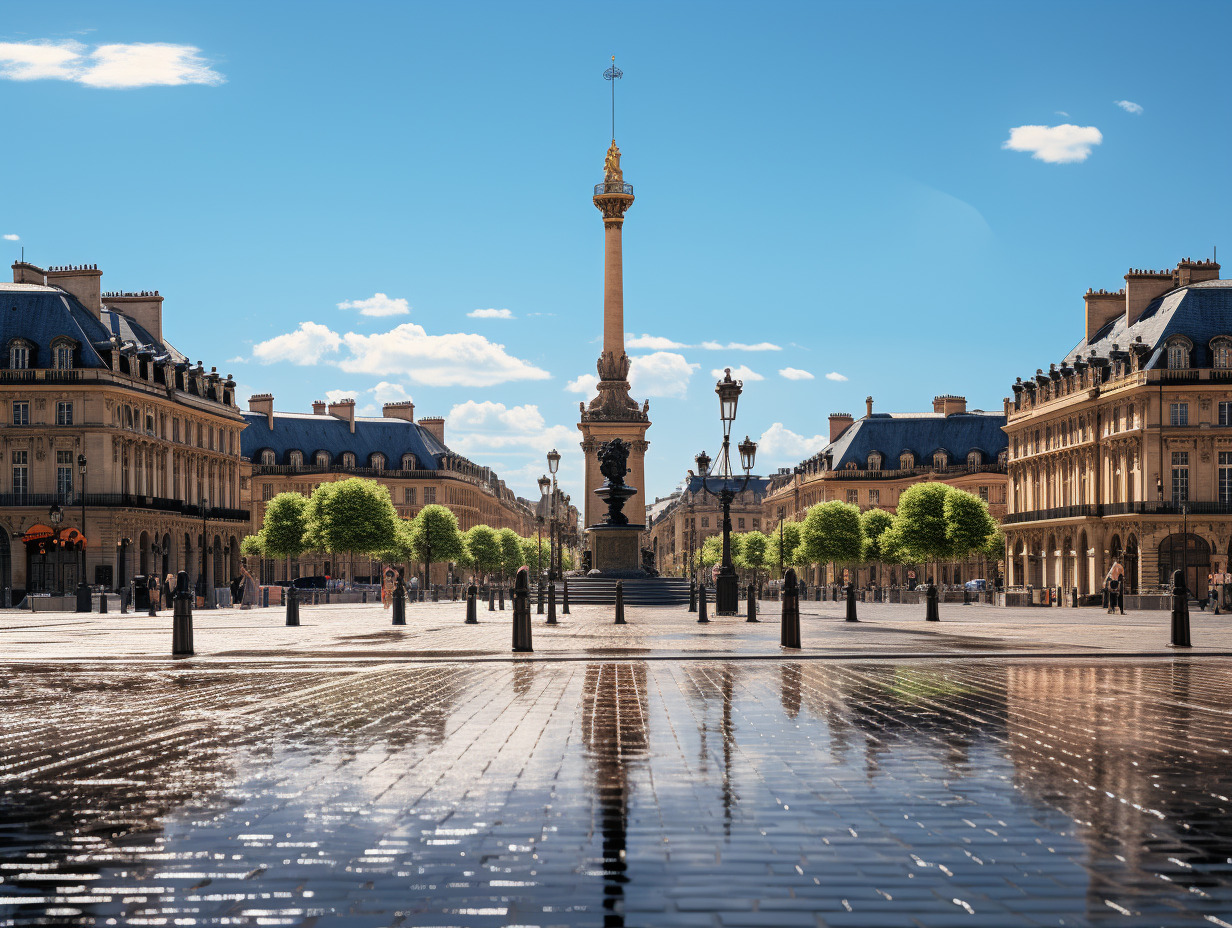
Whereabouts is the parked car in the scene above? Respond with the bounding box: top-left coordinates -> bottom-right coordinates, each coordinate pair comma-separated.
292,575 -> 329,590
964,579 -> 987,592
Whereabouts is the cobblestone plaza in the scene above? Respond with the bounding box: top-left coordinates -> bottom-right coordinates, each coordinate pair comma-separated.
4,604 -> 1232,926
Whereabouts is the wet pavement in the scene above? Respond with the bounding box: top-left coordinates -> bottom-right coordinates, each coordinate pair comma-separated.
3,656 -> 1232,926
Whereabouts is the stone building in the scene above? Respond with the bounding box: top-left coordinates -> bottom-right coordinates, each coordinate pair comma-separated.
239,396 -> 539,584
645,474 -> 770,579
1002,257 -> 1232,601
762,395 -> 1008,587
0,261 -> 248,597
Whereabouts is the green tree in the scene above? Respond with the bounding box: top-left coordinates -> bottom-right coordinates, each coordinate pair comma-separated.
498,527 -> 524,577
981,528 -> 1007,575
375,517 -> 416,568
944,489 -> 999,561
800,501 -> 864,566
410,504 -> 466,585
520,535 -> 550,575
768,521 -> 804,574
305,479 -> 399,580
261,492 -> 311,560
239,533 -> 265,557
738,530 -> 770,583
464,525 -> 503,578
887,483 -> 951,566
698,535 -> 723,574
859,509 -> 895,563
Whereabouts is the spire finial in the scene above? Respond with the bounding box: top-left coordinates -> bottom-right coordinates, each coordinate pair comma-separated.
603,55 -> 623,141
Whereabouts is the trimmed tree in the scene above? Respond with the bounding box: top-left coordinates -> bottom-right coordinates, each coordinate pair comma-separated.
768,521 -> 804,575
410,504 -> 466,586
859,508 -> 895,565
497,527 -> 524,578
305,478 -> 400,582
738,530 -> 770,585
520,535 -> 550,575
260,491 -> 311,580
464,525 -> 503,581
944,489 -> 999,562
800,501 -> 865,580
887,483 -> 951,579
239,533 -> 265,557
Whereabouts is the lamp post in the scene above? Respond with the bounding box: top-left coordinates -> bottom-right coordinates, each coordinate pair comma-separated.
536,473 -> 550,580
77,453 -> 87,588
49,503 -> 63,593
694,369 -> 758,615
199,492 -> 211,607
547,449 -> 560,582
777,505 -> 785,578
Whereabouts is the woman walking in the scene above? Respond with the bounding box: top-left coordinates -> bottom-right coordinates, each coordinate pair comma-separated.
239,558 -> 259,610
382,567 -> 396,610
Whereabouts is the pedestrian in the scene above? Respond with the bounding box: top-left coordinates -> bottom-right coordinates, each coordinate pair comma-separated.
239,558 -> 258,610
382,567 -> 396,610
164,572 -> 175,609
1105,559 -> 1124,615
148,574 -> 160,608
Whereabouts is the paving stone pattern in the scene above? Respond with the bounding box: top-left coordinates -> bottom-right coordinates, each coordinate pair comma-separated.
3,658 -> 1232,926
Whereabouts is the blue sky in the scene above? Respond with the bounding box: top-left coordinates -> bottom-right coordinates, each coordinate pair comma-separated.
4,0 -> 1230,509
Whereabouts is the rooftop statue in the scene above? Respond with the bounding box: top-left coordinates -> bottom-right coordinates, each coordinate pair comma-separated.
604,141 -> 623,183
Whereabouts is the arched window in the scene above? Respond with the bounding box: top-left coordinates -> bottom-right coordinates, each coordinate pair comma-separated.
1211,336 -> 1232,370
867,452 -> 882,471
967,450 -> 982,471
314,450 -> 330,466
259,449 -> 275,466
933,451 -> 948,470
1166,337 -> 1192,370
401,453 -> 419,471
899,451 -> 914,470
50,337 -> 77,370
998,449 -> 1008,467
8,339 -> 32,369
288,450 -> 303,468
370,452 -> 385,471
341,452 -> 356,468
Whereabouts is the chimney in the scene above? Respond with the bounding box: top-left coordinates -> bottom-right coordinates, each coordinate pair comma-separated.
932,394 -> 967,416
104,291 -> 164,344
828,412 -> 854,443
865,396 -> 874,418
1175,257 -> 1220,288
44,264 -> 103,317
1084,288 -> 1125,342
11,261 -> 44,285
312,400 -> 327,415
327,398 -> 357,433
1123,268 -> 1174,328
382,401 -> 416,421
419,416 -> 446,446
248,393 -> 274,430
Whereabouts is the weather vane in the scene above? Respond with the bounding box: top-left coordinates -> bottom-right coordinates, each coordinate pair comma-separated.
603,55 -> 622,141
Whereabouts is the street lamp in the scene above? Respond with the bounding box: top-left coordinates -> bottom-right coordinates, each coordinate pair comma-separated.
547,449 -> 560,582
537,474 -> 550,579
694,368 -> 757,615
77,453 -> 87,589
49,504 -> 63,593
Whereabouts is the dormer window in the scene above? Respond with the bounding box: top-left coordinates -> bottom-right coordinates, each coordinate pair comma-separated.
8,339 -> 31,369
1212,337 -> 1232,370
867,452 -> 882,471
51,337 -> 76,370
933,451 -> 948,470
259,449 -> 275,466
401,453 -> 419,470
899,452 -> 914,470
341,452 -> 356,468
1166,337 -> 1192,370
314,450 -> 330,466
288,450 -> 303,468
370,452 -> 385,471
967,450 -> 982,471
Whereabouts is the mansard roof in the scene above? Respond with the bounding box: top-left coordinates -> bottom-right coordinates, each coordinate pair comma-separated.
1067,279 -> 1232,370
812,411 -> 1007,470
240,411 -> 449,470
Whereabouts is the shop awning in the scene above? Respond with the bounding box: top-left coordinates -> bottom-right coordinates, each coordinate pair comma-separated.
20,525 -> 87,547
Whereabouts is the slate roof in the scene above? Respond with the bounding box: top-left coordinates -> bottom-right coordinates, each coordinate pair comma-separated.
0,282 -> 186,367
240,411 -> 450,469
812,412 -> 1007,469
1065,279 -> 1232,369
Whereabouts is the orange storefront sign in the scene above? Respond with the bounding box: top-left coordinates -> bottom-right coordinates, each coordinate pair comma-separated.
20,525 -> 88,547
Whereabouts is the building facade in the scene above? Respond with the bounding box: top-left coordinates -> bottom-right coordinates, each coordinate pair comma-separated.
240,396 -> 539,583
646,475 -> 770,579
1,261 -> 248,598
762,395 -> 1008,587
1002,257 -> 1232,601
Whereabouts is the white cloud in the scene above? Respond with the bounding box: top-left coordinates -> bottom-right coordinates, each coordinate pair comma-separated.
757,423 -> 829,462
337,292 -> 410,317
1114,100 -> 1143,115
468,308 -> 514,319
252,321 -> 342,365
779,367 -> 814,381
325,389 -> 357,404
0,40 -> 223,87
825,371 -> 848,382
630,352 -> 699,398
565,373 -> 599,396
371,381 -> 414,405
697,340 -> 781,351
339,323 -> 549,387
1002,124 -> 1102,163
627,333 -> 686,350
447,400 -> 575,456
1055,110 -> 1069,117
709,365 -> 764,382
3,234 -> 18,241
224,355 -> 246,365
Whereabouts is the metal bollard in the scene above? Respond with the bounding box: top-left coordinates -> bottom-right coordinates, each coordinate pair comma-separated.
432,587 -> 439,602
781,568 -> 801,649
689,581 -> 697,613
99,591 -> 108,614
614,580 -> 626,624
512,567 -> 533,652
562,579 -> 570,615
963,587 -> 971,606
547,582 -> 558,625
499,586 -> 505,611
465,583 -> 478,624
391,582 -> 406,626
1072,587 -> 1079,608
120,588 -> 128,614
537,581 -> 545,615
746,582 -> 758,622
1170,569 -> 1191,647
489,588 -> 496,611
286,585 -> 300,626
925,582 -> 940,622
172,570 -> 194,656
845,582 -> 858,622
698,584 -> 709,624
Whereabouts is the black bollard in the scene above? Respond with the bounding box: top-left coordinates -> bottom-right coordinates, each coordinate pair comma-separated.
99,590 -> 108,614
689,581 -> 697,613
698,584 -> 709,623
391,581 -> 406,626
781,568 -> 801,649
614,580 -> 626,624
512,566 -> 533,652
172,570 -> 193,656
547,582 -> 558,625
963,587 -> 971,606
746,582 -> 758,622
120,588 -> 128,614
465,583 -> 478,624
562,579 -> 570,615
148,586 -> 158,617
1071,587 -> 1078,608
286,585 -> 300,626
1170,569 -> 1191,647
537,581 -> 545,615
489,587 -> 496,611
925,581 -> 940,622
499,586 -> 505,611
845,582 -> 858,622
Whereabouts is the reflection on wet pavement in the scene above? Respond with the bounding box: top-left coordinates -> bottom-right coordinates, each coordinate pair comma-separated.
3,659 -> 1232,926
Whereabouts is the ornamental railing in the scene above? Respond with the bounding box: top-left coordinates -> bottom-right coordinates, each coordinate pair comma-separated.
1004,499 -> 1232,523
0,491 -> 248,521
593,182 -> 634,196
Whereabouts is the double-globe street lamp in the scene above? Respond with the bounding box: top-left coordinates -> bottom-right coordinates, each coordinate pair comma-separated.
547,448 -> 561,582
694,368 -> 757,616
